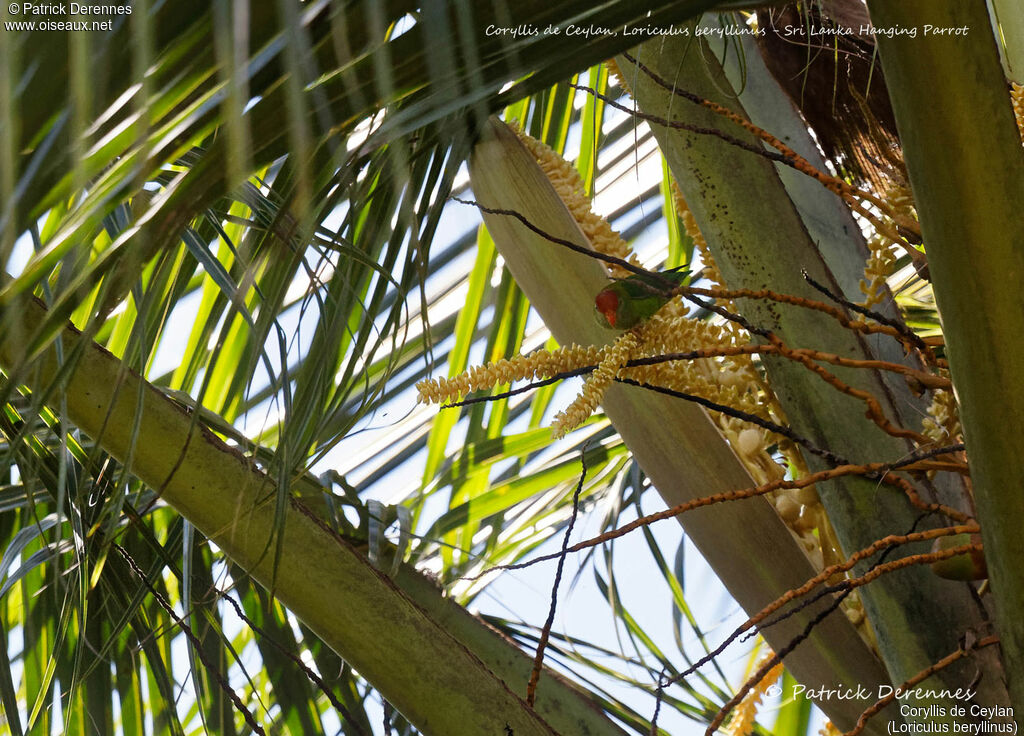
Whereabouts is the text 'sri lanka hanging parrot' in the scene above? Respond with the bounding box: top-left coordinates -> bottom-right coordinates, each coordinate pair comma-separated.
594,266 -> 690,330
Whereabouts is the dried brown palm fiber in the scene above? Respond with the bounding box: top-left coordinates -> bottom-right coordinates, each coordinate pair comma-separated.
756,2 -> 906,191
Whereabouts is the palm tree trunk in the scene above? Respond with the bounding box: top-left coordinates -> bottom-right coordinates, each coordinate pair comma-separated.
867,0 -> 1024,712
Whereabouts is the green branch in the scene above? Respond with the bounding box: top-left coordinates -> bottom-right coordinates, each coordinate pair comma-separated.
0,294 -> 627,736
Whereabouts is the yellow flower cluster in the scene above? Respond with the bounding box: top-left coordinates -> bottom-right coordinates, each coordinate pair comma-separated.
922,380 -> 961,443
860,184 -> 915,307
415,344 -> 603,405
627,312 -> 772,424
511,124 -> 641,278
723,653 -> 786,736
860,241 -> 897,307
605,57 -> 633,96
628,311 -> 851,587
1012,82 -> 1024,142
671,181 -> 734,309
551,331 -> 640,438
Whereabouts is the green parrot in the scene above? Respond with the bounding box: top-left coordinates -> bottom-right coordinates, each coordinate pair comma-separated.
594,266 -> 691,330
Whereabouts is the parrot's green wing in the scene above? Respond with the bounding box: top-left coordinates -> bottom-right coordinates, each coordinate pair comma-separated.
615,265 -> 690,300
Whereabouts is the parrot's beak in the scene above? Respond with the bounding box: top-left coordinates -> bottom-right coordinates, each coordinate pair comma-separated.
594,289 -> 619,329
594,306 -> 616,328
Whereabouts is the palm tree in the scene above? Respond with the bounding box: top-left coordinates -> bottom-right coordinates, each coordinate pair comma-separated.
1,1 -> 1022,735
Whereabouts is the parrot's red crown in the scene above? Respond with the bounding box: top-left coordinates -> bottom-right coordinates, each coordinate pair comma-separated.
595,289 -> 619,327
